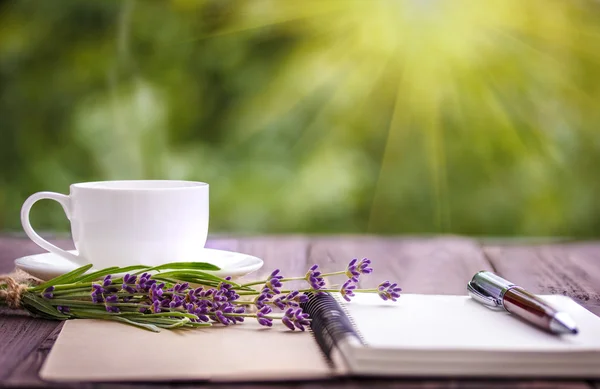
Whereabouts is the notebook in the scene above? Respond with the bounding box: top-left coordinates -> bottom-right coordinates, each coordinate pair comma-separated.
39,293 -> 600,382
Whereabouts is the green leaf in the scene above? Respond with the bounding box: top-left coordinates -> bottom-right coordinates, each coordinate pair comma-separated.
21,293 -> 70,319
31,264 -> 94,291
75,267 -> 121,282
69,309 -> 162,332
153,270 -> 236,286
113,265 -> 153,274
148,262 -> 221,272
116,311 -> 199,319
78,265 -> 152,282
108,316 -> 161,332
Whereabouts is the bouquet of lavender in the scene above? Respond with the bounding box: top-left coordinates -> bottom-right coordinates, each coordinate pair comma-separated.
0,258 -> 401,332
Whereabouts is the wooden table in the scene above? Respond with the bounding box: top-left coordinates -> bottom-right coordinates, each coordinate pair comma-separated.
1,234 -> 600,389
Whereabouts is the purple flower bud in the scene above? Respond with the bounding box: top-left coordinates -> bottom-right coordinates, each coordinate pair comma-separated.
169,295 -> 183,308
105,295 -> 119,313
161,298 -> 172,308
262,269 -> 284,296
340,279 -> 357,302
305,265 -> 326,290
123,274 -> 136,284
91,292 -> 104,303
256,306 -> 273,327
149,283 -> 164,301
254,293 -> 269,308
282,307 -> 310,331
358,258 -> 373,274
378,281 -> 391,289
377,281 -> 402,302
173,282 -> 189,293
345,258 -> 372,282
296,293 -> 309,303
214,310 -> 230,325
202,289 -> 214,298
103,275 -> 112,287
57,305 -> 70,314
281,315 -> 295,331
42,286 -> 54,299
273,296 -> 287,310
151,300 -> 161,313
187,290 -> 197,303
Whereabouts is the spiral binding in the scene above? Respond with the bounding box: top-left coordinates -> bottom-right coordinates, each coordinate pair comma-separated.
331,292 -> 367,346
300,292 -> 366,366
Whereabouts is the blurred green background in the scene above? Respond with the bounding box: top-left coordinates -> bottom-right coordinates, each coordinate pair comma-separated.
1,0 -> 599,237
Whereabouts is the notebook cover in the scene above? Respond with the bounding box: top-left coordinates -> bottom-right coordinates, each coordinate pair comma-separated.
39,319 -> 336,382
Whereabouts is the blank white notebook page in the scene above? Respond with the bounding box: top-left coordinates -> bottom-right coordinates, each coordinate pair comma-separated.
340,293 -> 600,352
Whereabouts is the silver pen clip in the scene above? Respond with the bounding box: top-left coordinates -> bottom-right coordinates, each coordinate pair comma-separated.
467,281 -> 504,310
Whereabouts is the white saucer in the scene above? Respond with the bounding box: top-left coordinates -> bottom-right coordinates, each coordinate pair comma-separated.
14,249 -> 264,282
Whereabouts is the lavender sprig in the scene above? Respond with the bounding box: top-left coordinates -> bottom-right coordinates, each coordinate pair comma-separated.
3,257 -> 401,333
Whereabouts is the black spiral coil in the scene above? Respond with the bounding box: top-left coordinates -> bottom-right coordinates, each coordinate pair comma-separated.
300,292 -> 361,363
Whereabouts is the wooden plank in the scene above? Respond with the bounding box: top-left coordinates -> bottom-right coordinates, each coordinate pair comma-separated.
483,243 -> 600,316
306,235 -> 494,294
0,236 -> 72,382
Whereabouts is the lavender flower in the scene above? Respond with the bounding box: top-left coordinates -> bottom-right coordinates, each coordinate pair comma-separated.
103,275 -> 112,287
137,273 -> 156,291
105,295 -> 119,313
305,265 -> 326,291
377,281 -> 402,302
262,270 -> 283,296
185,300 -> 211,322
256,306 -> 273,327
123,273 -> 137,285
173,282 -> 189,293
91,284 -> 104,303
281,307 -> 310,331
149,283 -> 164,301
151,300 -> 161,313
220,304 -> 245,324
121,273 -> 138,293
214,310 -> 230,325
169,295 -> 183,309
57,305 -> 70,314
122,284 -> 136,294
209,301 -> 243,325
340,279 -> 357,302
273,290 -> 307,309
42,286 -> 54,299
254,292 -> 270,308
345,258 -> 373,282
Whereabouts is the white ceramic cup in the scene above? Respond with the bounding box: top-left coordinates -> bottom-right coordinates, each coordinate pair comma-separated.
20,180 -> 209,268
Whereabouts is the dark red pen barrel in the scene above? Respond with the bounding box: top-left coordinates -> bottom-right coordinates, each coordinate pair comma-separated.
502,287 -> 556,330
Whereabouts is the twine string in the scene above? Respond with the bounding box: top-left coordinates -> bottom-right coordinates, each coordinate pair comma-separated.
0,275 -> 29,309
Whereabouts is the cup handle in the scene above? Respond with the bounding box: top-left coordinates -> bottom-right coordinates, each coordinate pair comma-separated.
20,191 -> 87,267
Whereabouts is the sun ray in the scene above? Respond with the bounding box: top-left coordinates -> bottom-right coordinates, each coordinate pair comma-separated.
182,0 -> 348,43
366,61 -> 409,233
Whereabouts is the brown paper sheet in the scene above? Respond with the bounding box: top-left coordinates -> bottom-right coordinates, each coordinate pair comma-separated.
39,319 -> 334,383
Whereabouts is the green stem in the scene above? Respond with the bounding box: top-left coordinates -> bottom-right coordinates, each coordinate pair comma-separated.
48,283 -> 95,292
321,271 -> 347,277
223,313 -> 282,319
240,270 -> 351,288
46,299 -> 180,311
238,288 -> 379,296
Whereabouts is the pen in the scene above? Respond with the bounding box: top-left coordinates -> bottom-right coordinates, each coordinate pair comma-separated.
467,271 -> 579,335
